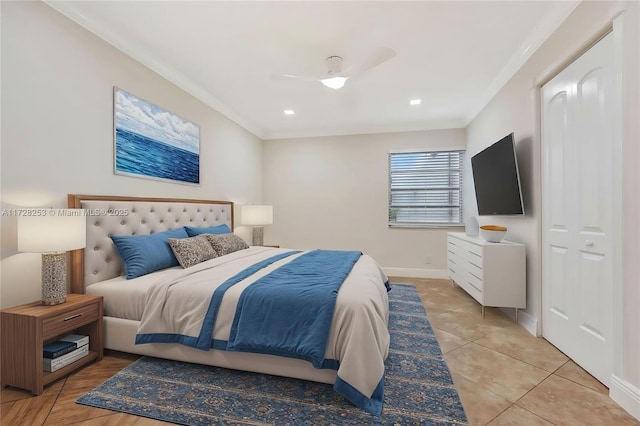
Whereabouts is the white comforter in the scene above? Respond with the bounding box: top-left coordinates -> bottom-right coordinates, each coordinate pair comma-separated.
136,247 -> 390,413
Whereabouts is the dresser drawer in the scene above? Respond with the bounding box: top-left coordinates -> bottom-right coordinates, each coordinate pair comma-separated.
448,264 -> 461,285
455,237 -> 478,254
466,269 -> 484,292
447,239 -> 462,256
42,303 -> 100,339
465,241 -> 483,257
466,259 -> 483,279
459,248 -> 481,266
458,277 -> 482,304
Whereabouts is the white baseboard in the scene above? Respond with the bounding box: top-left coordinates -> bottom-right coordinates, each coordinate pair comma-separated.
383,267 -> 449,280
516,309 -> 538,337
610,375 -> 640,421
494,307 -> 538,337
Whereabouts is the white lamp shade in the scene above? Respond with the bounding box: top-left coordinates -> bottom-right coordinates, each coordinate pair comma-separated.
241,205 -> 273,226
18,210 -> 87,253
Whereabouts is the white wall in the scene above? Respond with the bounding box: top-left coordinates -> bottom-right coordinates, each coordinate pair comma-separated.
263,129 -> 465,276
0,1 -> 263,308
465,0 -> 640,414
617,0 -> 640,415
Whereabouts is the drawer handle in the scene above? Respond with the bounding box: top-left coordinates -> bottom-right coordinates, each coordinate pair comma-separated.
64,313 -> 82,321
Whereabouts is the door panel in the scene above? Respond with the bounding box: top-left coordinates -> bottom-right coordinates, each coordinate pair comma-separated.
578,251 -> 606,340
549,246 -> 569,321
542,32 -> 615,386
548,92 -> 569,232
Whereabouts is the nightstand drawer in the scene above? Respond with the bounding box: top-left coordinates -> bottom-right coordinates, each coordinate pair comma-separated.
42,303 -> 100,339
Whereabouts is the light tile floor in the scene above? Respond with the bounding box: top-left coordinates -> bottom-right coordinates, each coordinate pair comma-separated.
1,277 -> 638,425
396,277 -> 639,426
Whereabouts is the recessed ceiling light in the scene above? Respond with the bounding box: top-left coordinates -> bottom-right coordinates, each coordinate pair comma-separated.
284,109 -> 295,116
410,99 -> 421,106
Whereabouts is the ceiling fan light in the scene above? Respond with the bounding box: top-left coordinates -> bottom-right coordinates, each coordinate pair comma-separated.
320,76 -> 348,90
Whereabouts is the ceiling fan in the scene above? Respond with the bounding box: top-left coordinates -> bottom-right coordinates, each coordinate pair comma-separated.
278,47 -> 396,90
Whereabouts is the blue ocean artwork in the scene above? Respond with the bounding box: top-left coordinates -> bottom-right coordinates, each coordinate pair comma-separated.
115,128 -> 199,184
114,88 -> 200,184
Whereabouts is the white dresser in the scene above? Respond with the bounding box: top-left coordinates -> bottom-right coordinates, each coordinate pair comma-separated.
447,232 -> 526,318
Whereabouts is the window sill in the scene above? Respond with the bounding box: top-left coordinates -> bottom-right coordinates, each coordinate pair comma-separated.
388,223 -> 465,229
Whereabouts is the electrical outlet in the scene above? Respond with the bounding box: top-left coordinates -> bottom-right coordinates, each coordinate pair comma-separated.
425,256 -> 432,264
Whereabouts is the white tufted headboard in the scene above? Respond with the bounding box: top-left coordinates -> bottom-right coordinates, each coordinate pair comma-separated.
68,194 -> 234,293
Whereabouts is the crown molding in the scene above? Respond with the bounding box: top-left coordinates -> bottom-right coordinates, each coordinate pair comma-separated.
463,0 -> 581,126
43,1 -> 266,139
262,118 -> 466,140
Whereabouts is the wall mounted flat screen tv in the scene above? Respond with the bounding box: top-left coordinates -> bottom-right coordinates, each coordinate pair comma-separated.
471,133 -> 524,216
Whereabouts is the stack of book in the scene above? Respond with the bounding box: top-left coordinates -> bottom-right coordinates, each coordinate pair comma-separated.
43,334 -> 89,372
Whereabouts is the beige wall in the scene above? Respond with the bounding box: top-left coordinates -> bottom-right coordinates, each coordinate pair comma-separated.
466,0 -> 640,408
0,2 -> 263,308
263,129 -> 465,275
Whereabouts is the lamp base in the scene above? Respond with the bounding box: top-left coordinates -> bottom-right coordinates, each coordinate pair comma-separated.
252,226 -> 264,246
41,252 -> 67,305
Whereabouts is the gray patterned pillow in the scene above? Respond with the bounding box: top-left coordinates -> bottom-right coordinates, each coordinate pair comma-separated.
168,235 -> 217,268
203,233 -> 249,256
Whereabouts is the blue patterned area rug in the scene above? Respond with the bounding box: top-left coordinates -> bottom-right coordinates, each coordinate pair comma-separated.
77,283 -> 468,425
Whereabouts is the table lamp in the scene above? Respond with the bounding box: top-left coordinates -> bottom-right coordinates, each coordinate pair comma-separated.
17,210 -> 87,305
241,205 -> 273,246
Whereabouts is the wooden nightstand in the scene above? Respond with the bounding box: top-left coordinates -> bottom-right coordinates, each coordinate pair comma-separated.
1,293 -> 103,395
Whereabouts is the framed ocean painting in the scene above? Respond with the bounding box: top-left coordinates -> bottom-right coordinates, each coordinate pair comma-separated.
113,87 -> 200,185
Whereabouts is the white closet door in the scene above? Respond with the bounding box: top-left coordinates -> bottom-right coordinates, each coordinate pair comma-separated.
541,32 -> 616,386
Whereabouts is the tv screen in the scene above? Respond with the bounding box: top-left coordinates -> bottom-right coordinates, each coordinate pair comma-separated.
471,133 -> 524,216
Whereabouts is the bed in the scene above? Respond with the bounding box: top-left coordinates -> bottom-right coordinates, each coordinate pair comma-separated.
68,194 -> 390,415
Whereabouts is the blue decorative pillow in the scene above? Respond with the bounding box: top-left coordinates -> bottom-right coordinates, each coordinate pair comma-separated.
184,224 -> 231,237
111,228 -> 189,279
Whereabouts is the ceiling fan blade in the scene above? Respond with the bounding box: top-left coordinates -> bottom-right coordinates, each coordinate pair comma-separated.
346,47 -> 396,76
274,72 -> 351,89
272,73 -> 322,83
274,48 -> 394,90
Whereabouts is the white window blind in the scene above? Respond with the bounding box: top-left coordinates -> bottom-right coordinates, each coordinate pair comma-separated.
388,150 -> 464,227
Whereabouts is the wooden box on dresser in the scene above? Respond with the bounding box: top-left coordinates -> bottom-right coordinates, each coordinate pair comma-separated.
447,232 -> 526,319
1,293 -> 103,395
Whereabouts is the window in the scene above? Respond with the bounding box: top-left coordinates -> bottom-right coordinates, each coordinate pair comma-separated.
388,149 -> 464,227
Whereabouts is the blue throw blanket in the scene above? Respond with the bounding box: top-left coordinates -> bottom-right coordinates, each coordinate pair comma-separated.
194,251 -> 301,350
225,250 -> 362,368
